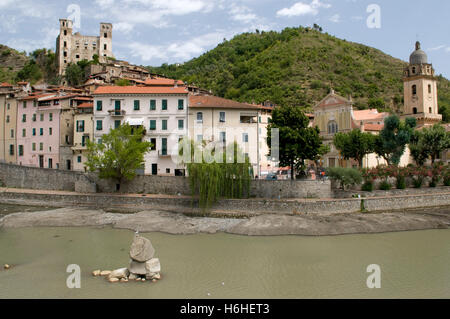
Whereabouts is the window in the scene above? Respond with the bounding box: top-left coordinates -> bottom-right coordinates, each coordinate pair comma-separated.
39,143 -> 43,151
104,33 -> 107,38
82,135 -> 89,147
77,156 -> 82,163
429,107 -> 432,113
77,120 -> 85,132
149,120 -> 156,131
114,120 -> 121,129
412,67 -> 416,74
64,30 -> 67,36
22,114 -> 26,122
134,100 -> 140,111
6,115 -> 9,123
428,84 -> 432,94
96,100 -> 103,111
22,129 -> 26,137
197,135 -> 203,142
240,115 -> 257,123
220,131 -> 226,143
162,100 -> 168,110
104,44 -> 107,50
219,112 -> 226,123
96,120 -> 103,131
150,100 -> 156,110
162,119 -> 168,131
40,128 -> 43,136
150,138 -> 156,150
32,114 -> 36,122
32,143 -> 36,151
178,99 -> 184,110
49,128 -> 52,135
23,101 -> 26,108
49,113 -> 53,121
197,112 -> 203,123
327,121 -> 338,134
161,138 -> 167,156
11,129 -> 14,138
413,107 -> 418,114
7,103 -> 10,110
18,145 -> 24,157
32,128 -> 36,136
166,168 -> 171,174
76,54 -> 80,59
243,133 -> 249,143
412,85 -> 417,95
9,145 -> 14,155
65,135 -> 70,144
40,113 -> 44,121
48,159 -> 53,169
178,119 -> 184,130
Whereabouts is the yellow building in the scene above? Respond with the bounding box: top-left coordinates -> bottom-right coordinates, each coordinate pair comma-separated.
72,102 -> 94,171
188,95 -> 274,177
402,41 -> 442,127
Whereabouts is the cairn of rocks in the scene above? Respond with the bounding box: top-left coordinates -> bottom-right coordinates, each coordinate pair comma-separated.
92,234 -> 161,283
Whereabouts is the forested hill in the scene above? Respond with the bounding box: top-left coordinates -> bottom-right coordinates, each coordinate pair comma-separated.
148,26 -> 450,121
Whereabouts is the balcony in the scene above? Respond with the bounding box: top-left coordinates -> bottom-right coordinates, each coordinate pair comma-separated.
158,150 -> 170,157
108,109 -> 126,117
71,143 -> 88,151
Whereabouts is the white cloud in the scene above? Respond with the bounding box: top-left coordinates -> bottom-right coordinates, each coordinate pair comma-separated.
95,0 -> 115,8
114,22 -> 134,34
276,0 -> 331,17
428,45 -> 446,52
446,47 -> 450,53
123,0 -> 214,15
230,3 -> 257,23
329,14 -> 340,23
6,27 -> 59,53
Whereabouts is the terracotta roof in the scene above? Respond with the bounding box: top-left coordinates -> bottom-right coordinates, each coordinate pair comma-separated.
93,86 -> 188,95
364,123 -> 384,131
19,93 -> 54,101
17,81 -> 28,85
72,96 -> 93,101
189,95 -> 264,110
77,102 -> 93,108
353,109 -> 388,121
144,77 -> 184,86
0,82 -> 13,87
39,94 -> 79,101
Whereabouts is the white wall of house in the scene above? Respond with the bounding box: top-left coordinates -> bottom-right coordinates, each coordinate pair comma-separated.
93,93 -> 188,175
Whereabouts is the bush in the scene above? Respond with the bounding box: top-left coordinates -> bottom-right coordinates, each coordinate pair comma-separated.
379,180 -> 392,190
412,177 -> 424,188
327,167 -> 362,190
362,181 -> 374,192
396,176 -> 406,189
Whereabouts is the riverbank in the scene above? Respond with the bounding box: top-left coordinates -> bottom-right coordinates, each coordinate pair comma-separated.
0,204 -> 449,236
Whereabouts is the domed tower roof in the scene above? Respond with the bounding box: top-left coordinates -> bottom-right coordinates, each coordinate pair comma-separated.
409,41 -> 428,65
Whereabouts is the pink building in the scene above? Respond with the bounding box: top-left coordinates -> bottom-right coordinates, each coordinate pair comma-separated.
16,94 -> 77,170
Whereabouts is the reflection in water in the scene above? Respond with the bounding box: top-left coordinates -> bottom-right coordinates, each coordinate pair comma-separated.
0,227 -> 449,299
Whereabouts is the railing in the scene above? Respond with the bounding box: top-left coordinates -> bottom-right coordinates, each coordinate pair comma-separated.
107,110 -> 126,116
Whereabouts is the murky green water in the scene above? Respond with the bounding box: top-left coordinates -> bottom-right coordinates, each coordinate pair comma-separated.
0,226 -> 449,299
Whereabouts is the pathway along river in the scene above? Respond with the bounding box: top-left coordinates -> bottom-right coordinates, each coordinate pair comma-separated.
0,226 -> 449,298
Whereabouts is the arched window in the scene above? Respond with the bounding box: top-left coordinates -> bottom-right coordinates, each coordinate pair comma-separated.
412,85 -> 417,95
412,67 -> 416,74
413,107 -> 418,114
328,121 -> 338,134
428,84 -> 432,94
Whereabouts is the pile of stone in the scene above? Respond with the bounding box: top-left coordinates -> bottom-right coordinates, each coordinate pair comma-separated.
92,234 -> 161,283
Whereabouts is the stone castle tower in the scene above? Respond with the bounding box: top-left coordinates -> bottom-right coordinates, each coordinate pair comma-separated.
402,41 -> 442,127
56,19 -> 114,76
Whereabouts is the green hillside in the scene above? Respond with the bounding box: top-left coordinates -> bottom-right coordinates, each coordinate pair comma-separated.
148,26 -> 450,121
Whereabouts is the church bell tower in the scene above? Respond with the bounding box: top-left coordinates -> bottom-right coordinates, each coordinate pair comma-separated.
403,41 -> 441,127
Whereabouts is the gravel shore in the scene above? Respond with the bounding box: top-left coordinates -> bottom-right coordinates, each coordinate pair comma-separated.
0,206 -> 449,236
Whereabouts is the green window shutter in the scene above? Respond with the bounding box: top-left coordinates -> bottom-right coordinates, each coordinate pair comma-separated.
161,138 -> 167,155
32,128 -> 36,136
178,119 -> 184,129
150,120 -> 156,130
134,100 -> 140,110
32,143 -> 36,151
178,99 -> 184,110
97,100 -> 102,111
162,100 -> 167,110
150,100 -> 156,110
162,120 -> 167,130
96,120 -> 103,131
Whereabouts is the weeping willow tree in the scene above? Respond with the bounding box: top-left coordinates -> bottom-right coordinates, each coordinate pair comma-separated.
179,139 -> 252,211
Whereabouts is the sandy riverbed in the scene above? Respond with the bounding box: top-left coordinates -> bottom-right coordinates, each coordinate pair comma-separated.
0,206 -> 449,236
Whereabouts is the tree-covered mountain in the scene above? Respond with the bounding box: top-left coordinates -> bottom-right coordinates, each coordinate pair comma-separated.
148,26 -> 450,121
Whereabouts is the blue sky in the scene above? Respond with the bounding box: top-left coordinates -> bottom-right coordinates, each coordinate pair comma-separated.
0,0 -> 449,78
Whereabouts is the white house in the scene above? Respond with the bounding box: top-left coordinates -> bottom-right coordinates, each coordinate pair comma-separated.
92,86 -> 189,176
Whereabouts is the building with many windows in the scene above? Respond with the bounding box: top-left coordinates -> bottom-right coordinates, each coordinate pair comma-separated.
72,101 -> 94,172
92,86 -> 189,176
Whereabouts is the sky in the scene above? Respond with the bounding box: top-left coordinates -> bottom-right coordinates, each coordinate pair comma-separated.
0,0 -> 449,78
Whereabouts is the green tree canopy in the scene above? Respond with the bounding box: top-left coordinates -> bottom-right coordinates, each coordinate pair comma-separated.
85,124 -> 152,186
410,124 -> 450,164
374,115 -> 416,165
267,105 -> 325,179
65,63 -> 84,86
333,129 -> 377,167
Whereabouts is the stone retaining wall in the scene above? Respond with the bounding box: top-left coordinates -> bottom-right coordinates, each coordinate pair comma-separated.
0,163 -> 331,199
0,188 -> 449,215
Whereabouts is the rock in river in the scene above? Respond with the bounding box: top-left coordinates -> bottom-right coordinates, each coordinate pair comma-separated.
109,268 -> 129,280
145,258 -> 161,274
129,235 -> 155,262
129,260 -> 147,275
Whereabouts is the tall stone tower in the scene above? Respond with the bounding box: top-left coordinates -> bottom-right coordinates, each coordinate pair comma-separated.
56,19 -> 74,75
402,41 -> 442,127
98,23 -> 113,62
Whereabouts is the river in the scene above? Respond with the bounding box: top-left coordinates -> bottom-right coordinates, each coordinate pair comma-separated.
0,226 -> 449,299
